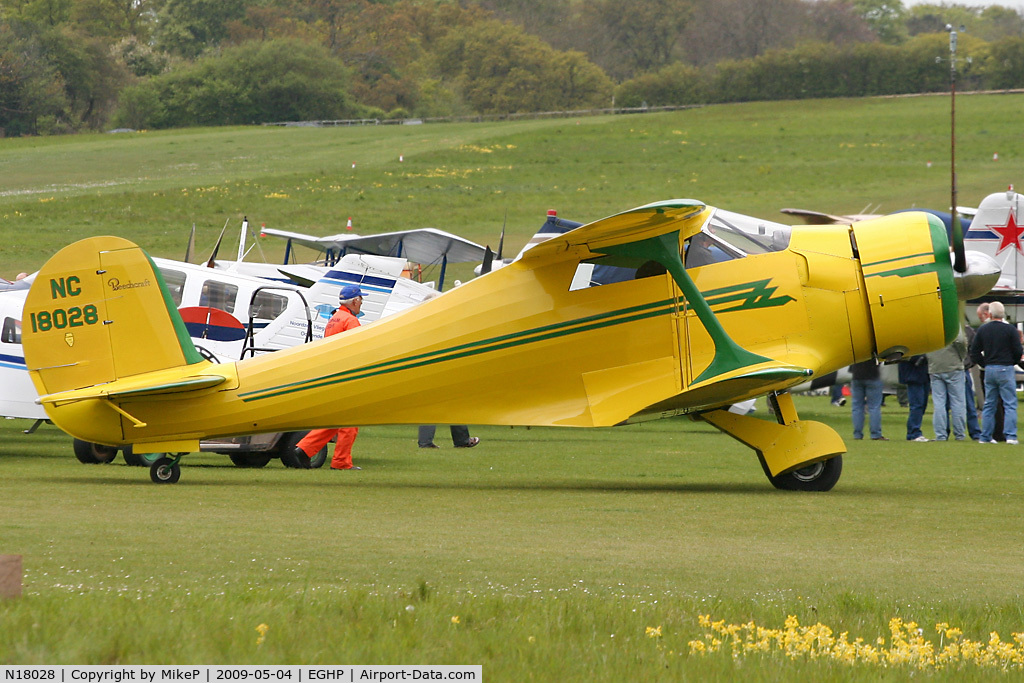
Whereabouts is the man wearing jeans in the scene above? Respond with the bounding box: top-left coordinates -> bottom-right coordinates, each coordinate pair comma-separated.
850,359 -> 886,441
970,301 -> 1023,445
927,327 -> 968,441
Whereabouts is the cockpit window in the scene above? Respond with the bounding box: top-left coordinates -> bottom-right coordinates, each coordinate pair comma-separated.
569,262 -> 637,290
199,280 -> 238,313
159,268 -> 187,307
684,232 -> 741,268
2,317 -> 20,344
704,209 -> 792,255
250,291 -> 288,320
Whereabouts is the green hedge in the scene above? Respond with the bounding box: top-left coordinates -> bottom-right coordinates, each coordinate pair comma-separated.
616,33 -> 1020,107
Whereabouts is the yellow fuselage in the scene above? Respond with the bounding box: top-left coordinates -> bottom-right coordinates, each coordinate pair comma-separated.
28,209 -> 956,451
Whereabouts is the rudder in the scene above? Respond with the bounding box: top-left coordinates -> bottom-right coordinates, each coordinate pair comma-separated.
23,236 -> 203,398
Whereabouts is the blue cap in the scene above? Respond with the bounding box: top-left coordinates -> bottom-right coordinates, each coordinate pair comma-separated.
339,284 -> 364,301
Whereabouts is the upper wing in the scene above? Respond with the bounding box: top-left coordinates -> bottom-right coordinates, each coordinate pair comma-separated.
260,227 -> 486,264
518,200 -> 707,264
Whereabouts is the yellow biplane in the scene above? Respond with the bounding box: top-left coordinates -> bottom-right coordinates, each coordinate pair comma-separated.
21,199 -> 997,488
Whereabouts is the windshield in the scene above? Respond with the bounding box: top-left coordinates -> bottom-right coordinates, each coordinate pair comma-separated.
704,209 -> 792,255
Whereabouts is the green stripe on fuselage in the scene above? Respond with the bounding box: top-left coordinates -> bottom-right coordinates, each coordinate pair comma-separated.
241,273 -> 797,403
240,298 -> 677,402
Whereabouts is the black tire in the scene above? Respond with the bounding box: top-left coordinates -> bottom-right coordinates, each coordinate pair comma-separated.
229,453 -> 273,468
72,439 -> 118,465
123,449 -> 162,467
149,456 -> 181,484
768,455 -> 842,491
278,432 -> 327,469
309,444 -> 328,469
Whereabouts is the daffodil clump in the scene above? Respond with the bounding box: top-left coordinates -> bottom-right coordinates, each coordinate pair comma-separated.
687,614 -> 1024,671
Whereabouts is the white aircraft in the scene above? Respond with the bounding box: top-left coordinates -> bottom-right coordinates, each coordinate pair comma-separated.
960,188 -> 1024,324
0,249 -> 439,465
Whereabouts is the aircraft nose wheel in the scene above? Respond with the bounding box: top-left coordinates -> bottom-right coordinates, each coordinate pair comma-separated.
149,455 -> 182,484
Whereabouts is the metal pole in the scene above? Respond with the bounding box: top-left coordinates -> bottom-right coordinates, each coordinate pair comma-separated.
948,26 -> 966,273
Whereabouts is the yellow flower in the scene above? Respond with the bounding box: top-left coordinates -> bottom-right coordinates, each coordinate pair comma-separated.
255,623 -> 268,646
646,625 -> 662,638
451,616 -> 460,624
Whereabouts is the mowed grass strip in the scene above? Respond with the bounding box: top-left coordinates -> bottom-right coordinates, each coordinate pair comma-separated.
0,94 -> 1020,279
2,395 -> 1024,678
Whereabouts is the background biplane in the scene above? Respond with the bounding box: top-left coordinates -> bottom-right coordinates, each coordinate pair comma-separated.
21,199 -> 998,488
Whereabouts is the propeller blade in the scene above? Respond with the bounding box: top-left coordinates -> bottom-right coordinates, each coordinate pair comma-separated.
497,210 -> 506,260
951,211 -> 967,273
205,220 -> 230,268
480,246 -> 495,274
184,223 -> 196,263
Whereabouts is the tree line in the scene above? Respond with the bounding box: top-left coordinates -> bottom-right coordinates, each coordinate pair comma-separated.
1,0 -> 1023,137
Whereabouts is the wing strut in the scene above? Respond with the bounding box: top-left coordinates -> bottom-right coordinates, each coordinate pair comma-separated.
599,231 -> 771,383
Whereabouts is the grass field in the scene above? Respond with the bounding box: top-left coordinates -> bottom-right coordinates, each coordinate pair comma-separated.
2,95 -> 1024,677
3,397 -> 1024,678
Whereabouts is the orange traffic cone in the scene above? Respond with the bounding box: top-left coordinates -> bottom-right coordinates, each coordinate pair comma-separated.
346,217 -> 353,231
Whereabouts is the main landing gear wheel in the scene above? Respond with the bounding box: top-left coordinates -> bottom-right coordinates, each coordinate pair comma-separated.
767,455 -> 842,491
278,432 -> 328,469
150,456 -> 181,484
123,448 -> 161,467
72,439 -> 118,464
229,453 -> 273,468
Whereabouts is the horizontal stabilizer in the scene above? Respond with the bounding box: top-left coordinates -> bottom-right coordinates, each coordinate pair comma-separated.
38,372 -> 228,406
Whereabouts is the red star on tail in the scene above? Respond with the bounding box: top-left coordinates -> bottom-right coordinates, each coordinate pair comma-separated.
990,211 -> 1024,254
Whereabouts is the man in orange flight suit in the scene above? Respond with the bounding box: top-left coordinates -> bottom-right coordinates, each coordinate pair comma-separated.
291,284 -> 365,470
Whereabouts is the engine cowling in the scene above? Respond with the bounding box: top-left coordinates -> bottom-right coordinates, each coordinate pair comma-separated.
852,212 -> 959,361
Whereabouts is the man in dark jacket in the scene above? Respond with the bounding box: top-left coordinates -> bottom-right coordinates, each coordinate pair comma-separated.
970,301 -> 1023,444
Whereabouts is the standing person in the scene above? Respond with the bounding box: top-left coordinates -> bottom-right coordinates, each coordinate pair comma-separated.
963,323 -> 982,440
970,301 -> 1023,445
290,285 -> 366,470
829,382 -> 846,407
927,327 -> 968,441
418,426 -> 480,449
850,359 -> 886,441
973,302 -> 1004,439
898,355 -> 930,442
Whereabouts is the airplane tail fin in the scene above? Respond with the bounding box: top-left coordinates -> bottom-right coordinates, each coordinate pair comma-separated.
23,236 -> 205,398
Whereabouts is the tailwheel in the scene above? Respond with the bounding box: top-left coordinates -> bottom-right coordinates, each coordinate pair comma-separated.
149,455 -> 182,484
767,455 -> 842,491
